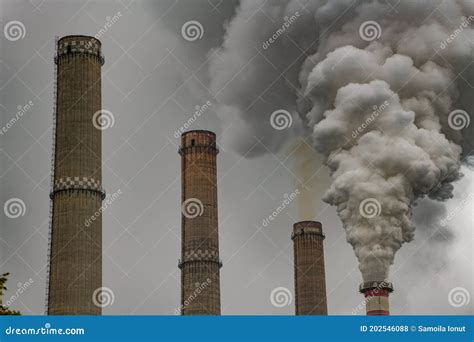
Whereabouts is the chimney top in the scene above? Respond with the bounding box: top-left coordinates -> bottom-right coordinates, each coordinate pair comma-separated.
359,281 -> 394,293
292,221 -> 324,240
181,130 -> 215,137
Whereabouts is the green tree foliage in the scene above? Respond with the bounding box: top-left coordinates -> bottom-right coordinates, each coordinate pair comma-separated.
0,273 -> 21,315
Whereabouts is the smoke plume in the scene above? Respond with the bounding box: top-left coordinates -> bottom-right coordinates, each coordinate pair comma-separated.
289,140 -> 329,220
210,0 -> 473,282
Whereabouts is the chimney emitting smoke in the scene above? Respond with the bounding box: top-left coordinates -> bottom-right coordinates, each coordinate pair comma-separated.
292,221 -> 327,315
359,281 -> 393,316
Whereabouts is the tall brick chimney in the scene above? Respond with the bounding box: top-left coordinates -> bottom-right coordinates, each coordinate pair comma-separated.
292,221 -> 328,315
47,35 -> 105,315
178,130 -> 221,315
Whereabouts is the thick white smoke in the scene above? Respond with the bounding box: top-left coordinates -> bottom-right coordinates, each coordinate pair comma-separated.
210,0 -> 473,282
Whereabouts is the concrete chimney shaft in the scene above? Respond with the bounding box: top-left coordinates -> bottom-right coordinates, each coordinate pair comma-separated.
359,281 -> 394,316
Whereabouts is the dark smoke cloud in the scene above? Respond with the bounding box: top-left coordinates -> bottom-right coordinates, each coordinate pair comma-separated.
210,0 -> 473,281
411,199 -> 454,273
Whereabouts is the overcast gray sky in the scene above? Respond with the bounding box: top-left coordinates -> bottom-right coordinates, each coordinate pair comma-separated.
1,0 -> 472,315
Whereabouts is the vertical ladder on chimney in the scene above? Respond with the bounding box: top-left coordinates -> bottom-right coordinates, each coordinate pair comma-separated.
44,36 -> 59,315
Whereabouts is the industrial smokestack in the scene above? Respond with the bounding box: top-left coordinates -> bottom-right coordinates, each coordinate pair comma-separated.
292,221 -> 327,315
46,35 -> 105,315
359,281 -> 394,316
178,130 -> 221,315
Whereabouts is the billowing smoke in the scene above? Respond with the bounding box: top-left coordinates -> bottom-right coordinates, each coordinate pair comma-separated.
210,0 -> 473,282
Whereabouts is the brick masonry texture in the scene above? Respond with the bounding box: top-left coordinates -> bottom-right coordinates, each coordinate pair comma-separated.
47,35 -> 103,315
179,131 -> 221,315
292,221 -> 328,315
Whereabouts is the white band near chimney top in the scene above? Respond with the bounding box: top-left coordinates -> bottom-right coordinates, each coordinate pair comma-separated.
179,249 -> 222,269
183,249 -> 218,261
51,176 -> 105,199
56,38 -> 105,65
